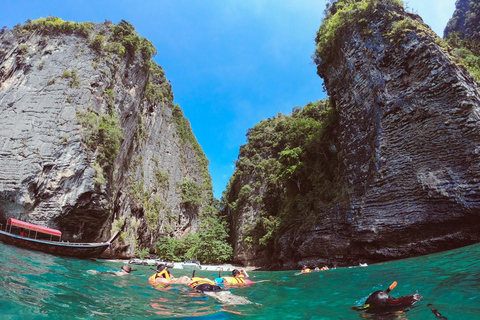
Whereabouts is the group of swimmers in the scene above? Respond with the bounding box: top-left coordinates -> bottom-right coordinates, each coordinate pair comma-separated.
88,262 -> 256,305
148,263 -> 254,292
90,263 -> 254,291
301,265 -> 329,273
147,264 -> 256,305
91,263 -> 442,316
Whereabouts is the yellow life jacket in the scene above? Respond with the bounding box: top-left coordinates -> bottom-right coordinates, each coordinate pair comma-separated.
222,276 -> 247,285
149,270 -> 171,285
189,277 -> 215,288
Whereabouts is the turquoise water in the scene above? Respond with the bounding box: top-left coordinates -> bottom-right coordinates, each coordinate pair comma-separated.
1,242 -> 480,319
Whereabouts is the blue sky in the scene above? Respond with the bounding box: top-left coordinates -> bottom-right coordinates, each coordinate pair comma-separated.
1,0 -> 456,199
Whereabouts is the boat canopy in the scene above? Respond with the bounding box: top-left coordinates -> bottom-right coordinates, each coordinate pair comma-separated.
7,218 -> 62,237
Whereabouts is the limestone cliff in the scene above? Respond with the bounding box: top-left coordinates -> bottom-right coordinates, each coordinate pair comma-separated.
0,18 -> 213,257
224,0 -> 480,269
444,0 -> 480,41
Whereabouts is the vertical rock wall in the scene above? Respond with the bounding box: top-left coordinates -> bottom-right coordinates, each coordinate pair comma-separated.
310,2 -> 480,265
0,20 -> 212,257
226,1 -> 480,269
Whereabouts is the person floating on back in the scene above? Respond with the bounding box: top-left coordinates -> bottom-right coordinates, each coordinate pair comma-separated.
87,264 -> 132,276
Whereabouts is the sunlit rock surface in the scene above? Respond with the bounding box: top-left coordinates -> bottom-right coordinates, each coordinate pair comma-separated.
0,21 -> 211,257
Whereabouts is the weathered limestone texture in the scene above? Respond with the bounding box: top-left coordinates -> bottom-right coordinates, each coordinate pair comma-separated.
305,3 -> 480,266
227,2 -> 480,269
0,21 -> 211,257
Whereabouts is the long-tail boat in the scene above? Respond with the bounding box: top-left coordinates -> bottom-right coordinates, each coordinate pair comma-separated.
0,218 -> 119,258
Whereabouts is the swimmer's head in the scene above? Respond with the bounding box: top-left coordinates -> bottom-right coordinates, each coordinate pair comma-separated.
121,265 -> 132,273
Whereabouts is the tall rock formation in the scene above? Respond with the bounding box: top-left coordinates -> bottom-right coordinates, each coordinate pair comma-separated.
444,0 -> 480,41
0,18 -> 213,257
225,0 -> 480,269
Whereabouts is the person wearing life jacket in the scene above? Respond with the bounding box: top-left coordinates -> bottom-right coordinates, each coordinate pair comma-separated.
189,276 -> 222,292
149,264 -> 171,286
301,266 -> 312,273
354,281 -> 422,314
149,263 -> 191,287
216,269 -> 254,286
189,275 -> 253,305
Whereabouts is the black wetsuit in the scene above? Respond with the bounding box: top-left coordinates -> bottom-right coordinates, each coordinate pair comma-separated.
364,290 -> 421,313
193,283 -> 222,293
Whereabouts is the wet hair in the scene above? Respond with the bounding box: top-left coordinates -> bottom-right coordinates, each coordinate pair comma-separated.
232,269 -> 241,276
194,283 -> 222,293
121,265 -> 132,273
365,291 -> 391,308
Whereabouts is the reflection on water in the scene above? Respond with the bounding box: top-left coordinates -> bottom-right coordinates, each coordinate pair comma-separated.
1,241 -> 480,319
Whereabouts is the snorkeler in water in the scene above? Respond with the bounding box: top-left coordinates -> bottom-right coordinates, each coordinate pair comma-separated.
353,281 -> 422,314
87,264 -> 132,276
149,268 -> 253,305
301,266 -> 312,273
149,263 -> 191,286
189,275 -> 253,305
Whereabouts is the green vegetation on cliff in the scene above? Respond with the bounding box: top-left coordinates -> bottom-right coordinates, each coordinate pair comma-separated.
77,107 -> 123,187
222,100 -> 341,252
444,0 -> 480,42
18,16 -> 93,37
316,0 -> 480,84
444,0 -> 480,82
110,19 -> 156,61
314,0 -> 405,67
172,104 -> 213,196
156,202 -> 232,263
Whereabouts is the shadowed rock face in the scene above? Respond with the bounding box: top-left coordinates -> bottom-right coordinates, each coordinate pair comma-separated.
298,3 -> 480,267
444,0 -> 480,41
227,2 -> 480,269
0,22 -> 211,257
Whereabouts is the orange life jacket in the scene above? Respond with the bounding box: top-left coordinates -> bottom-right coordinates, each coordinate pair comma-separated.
301,268 -> 311,273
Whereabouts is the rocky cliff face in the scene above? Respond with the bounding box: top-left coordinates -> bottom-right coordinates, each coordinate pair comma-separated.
310,0 -> 480,266
225,0 -> 480,269
444,0 -> 480,40
0,18 -> 213,257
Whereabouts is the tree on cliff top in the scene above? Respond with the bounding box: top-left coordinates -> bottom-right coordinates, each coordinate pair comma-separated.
444,0 -> 480,43
314,0 -> 405,68
222,100 -> 341,255
444,0 -> 480,81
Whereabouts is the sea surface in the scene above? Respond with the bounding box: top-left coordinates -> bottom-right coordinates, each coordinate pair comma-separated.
1,242 -> 479,319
